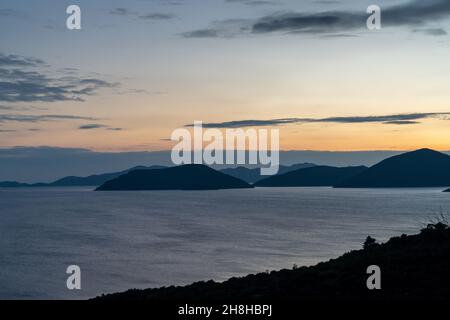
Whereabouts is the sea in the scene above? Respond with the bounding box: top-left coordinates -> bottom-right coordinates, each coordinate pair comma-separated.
0,186 -> 449,299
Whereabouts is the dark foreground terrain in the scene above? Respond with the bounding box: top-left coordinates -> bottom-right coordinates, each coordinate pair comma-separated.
96,222 -> 450,302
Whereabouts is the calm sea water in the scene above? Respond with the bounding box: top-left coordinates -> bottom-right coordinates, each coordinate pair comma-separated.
1,187 -> 449,299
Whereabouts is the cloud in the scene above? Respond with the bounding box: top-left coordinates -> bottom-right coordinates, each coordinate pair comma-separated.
187,113 -> 450,128
0,114 -> 98,123
253,0 -> 450,34
0,53 -> 118,103
184,0 -> 450,37
109,7 -> 175,21
383,120 -> 420,125
139,13 -> 175,20
109,8 -> 129,15
182,29 -> 221,38
225,0 -> 282,6
78,124 -> 123,131
0,53 -> 44,67
413,28 -> 448,36
0,8 -> 26,19
78,124 -> 107,130
182,19 -> 251,38
0,105 -> 47,111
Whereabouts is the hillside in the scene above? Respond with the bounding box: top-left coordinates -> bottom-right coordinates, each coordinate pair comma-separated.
96,164 -> 253,191
220,163 -> 315,184
254,165 -> 367,187
96,222 -> 450,301
335,148 -> 450,188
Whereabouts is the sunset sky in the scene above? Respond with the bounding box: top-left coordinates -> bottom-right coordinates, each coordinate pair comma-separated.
1,0 -> 450,152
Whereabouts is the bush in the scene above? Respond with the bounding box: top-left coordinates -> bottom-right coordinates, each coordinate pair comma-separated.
363,236 -> 377,249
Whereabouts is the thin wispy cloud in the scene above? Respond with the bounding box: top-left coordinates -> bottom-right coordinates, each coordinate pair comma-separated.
0,114 -> 98,123
109,7 -> 175,21
109,8 -> 129,16
187,113 -> 450,128
413,28 -> 448,36
0,8 -> 26,19
225,0 -> 282,6
78,124 -> 107,130
78,124 -> 123,131
139,13 -> 175,20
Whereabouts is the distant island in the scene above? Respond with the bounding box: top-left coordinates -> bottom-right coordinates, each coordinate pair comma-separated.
3,148 -> 450,191
221,163 -> 315,184
0,165 -> 166,188
96,164 -> 254,191
335,148 -> 450,188
0,163 -> 315,187
254,165 -> 367,187
95,222 -> 450,301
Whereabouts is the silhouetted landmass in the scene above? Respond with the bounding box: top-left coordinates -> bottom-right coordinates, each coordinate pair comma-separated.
48,165 -> 166,186
220,163 -> 315,184
96,164 -> 253,191
0,181 -> 30,187
0,163 -> 315,187
0,166 -> 166,188
444,188 -> 450,192
254,166 -> 367,187
335,148 -> 450,188
96,222 -> 450,301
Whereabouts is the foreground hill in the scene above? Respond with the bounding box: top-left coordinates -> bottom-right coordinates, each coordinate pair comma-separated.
335,148 -> 450,188
96,164 -> 253,191
220,163 -> 315,184
96,222 -> 450,301
254,165 -> 367,187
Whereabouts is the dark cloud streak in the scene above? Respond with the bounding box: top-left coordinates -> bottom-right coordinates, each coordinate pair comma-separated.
184,0 -> 450,37
187,113 -> 450,128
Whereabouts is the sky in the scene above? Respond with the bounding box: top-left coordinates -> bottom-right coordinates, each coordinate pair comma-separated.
1,0 -> 450,153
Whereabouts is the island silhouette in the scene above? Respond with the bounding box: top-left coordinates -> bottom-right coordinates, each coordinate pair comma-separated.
95,164 -> 254,191
254,165 -> 367,187
2,148 -> 450,191
335,148 -> 450,188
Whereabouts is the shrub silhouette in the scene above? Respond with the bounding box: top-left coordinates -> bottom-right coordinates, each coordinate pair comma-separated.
363,236 -> 377,249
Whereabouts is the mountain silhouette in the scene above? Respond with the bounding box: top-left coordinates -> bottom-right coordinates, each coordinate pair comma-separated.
254,165 -> 367,187
96,164 -> 253,191
0,166 -> 166,188
48,165 -> 166,186
335,148 -> 450,188
0,181 -> 30,187
220,163 -> 315,184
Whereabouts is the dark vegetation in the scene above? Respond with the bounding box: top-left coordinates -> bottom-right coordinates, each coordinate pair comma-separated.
96,164 -> 254,191
96,222 -> 450,301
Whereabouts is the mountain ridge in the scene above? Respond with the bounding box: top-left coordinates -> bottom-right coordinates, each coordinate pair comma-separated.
254,165 -> 368,187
